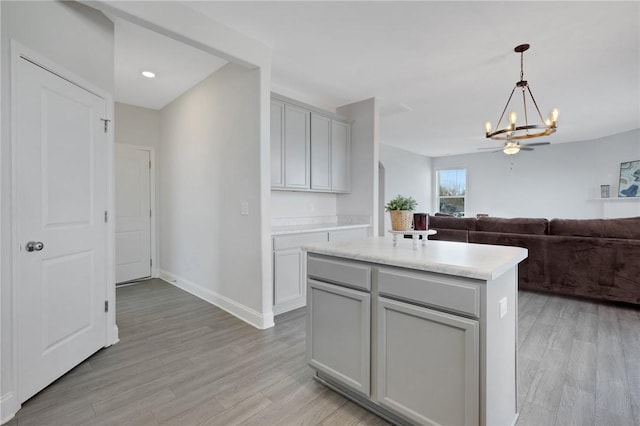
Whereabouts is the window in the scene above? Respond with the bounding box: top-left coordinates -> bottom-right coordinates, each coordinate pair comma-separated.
437,169 -> 466,217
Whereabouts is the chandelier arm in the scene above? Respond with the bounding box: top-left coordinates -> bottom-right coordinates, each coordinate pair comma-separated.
496,86 -> 518,130
526,85 -> 547,124
521,88 -> 529,127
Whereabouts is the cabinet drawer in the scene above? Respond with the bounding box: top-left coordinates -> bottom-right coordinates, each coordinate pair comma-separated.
308,255 -> 371,291
378,268 -> 480,318
273,232 -> 328,251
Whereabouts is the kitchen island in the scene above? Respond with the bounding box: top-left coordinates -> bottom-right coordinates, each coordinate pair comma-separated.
304,237 -> 527,426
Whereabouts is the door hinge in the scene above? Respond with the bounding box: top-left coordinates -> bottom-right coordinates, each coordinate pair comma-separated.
104,211 -> 108,223
149,160 -> 152,169
150,258 -> 153,267
104,300 -> 109,312
100,118 -> 111,133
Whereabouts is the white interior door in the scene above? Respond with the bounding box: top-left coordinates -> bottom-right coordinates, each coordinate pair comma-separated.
16,57 -> 108,403
115,145 -> 151,283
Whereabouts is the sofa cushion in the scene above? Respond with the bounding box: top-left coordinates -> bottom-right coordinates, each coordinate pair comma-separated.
428,215 -> 477,231
550,217 -> 640,240
476,217 -> 549,235
428,228 -> 469,243
469,231 -> 549,290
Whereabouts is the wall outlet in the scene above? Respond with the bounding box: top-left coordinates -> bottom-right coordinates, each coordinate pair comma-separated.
240,201 -> 249,216
499,297 -> 508,319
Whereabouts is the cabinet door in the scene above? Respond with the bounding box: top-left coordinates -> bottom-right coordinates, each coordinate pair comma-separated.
307,279 -> 371,396
376,297 -> 479,426
311,113 -> 331,190
274,248 -> 305,306
270,100 -> 285,188
284,104 -> 310,189
330,120 -> 351,192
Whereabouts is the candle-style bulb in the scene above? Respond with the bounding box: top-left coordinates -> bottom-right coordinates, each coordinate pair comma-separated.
509,111 -> 517,126
485,121 -> 492,134
551,108 -> 559,122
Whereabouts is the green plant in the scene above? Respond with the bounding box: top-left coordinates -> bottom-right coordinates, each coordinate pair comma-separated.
385,194 -> 417,211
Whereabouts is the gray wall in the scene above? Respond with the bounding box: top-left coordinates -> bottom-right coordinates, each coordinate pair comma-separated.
431,129 -> 640,219
158,62 -> 267,325
115,102 -> 160,150
379,144 -> 432,235
337,98 -> 379,233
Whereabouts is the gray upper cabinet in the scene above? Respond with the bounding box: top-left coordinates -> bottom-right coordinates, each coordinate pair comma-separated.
330,120 -> 351,192
271,95 -> 351,193
311,114 -> 331,191
270,100 -> 285,188
283,104 -> 311,189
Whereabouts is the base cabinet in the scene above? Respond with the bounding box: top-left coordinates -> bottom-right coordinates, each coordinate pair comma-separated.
376,297 -> 479,426
307,279 -> 371,396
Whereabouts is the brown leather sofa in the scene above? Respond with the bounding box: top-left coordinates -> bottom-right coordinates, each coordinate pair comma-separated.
428,215 -> 640,304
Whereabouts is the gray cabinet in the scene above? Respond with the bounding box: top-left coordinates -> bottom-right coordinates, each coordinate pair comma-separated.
270,99 -> 311,190
273,232 -> 328,315
310,113 -> 351,192
307,256 -> 371,396
376,297 -> 479,426
283,104 -> 311,189
270,100 -> 285,188
311,114 -> 331,191
271,94 -> 350,193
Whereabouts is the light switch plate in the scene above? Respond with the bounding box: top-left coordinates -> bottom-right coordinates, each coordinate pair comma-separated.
499,297 -> 508,319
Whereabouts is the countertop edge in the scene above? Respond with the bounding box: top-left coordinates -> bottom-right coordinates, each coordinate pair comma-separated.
272,223 -> 371,236
303,239 -> 528,281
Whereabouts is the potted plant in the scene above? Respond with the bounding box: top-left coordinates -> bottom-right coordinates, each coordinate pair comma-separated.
385,195 -> 417,231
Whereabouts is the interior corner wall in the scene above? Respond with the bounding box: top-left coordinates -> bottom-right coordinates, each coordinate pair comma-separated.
336,98 -> 379,234
379,144 -> 432,235
431,129 -> 640,219
158,62 -> 267,327
0,1 -> 114,422
114,103 -> 160,150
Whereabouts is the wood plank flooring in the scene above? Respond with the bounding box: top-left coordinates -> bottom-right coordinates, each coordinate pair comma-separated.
7,279 -> 640,426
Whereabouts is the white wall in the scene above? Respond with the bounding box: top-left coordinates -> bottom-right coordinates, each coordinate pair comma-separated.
337,98 -> 379,234
379,143 -> 432,235
114,102 -> 160,149
158,62 -> 271,328
0,2 -> 114,422
271,191 -> 337,221
432,129 -> 640,219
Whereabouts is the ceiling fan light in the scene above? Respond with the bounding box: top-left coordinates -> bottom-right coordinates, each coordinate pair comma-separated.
503,145 -> 520,155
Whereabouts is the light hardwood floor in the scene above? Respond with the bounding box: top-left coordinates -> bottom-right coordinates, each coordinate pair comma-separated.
7,279 -> 640,426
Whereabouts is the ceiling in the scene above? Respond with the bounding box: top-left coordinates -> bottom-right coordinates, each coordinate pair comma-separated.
111,14 -> 227,110
112,2 -> 640,157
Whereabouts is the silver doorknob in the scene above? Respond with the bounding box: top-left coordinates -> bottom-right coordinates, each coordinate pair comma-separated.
25,241 -> 44,252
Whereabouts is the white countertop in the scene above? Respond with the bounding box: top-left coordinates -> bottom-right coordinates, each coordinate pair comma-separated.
303,236 -> 528,281
272,222 -> 370,236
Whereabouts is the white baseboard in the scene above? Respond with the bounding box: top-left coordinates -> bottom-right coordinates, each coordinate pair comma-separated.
0,392 -> 18,425
159,269 -> 275,330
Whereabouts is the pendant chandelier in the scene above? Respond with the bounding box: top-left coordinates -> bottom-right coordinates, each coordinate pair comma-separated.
484,44 -> 558,141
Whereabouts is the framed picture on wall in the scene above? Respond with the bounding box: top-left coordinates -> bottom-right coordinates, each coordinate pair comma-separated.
618,160 -> 640,197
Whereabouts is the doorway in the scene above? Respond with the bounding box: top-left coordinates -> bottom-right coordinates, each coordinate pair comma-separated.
115,144 -> 155,284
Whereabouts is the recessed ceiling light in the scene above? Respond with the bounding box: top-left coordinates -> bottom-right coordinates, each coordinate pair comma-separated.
141,71 -> 156,79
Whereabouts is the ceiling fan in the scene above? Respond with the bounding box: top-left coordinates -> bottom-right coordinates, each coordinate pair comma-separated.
478,140 -> 550,155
